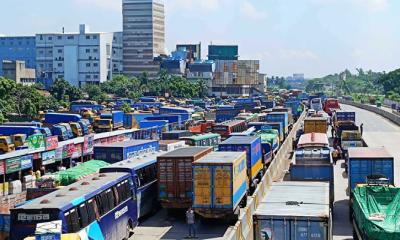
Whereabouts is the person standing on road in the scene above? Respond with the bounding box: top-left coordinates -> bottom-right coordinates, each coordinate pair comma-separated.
360,123 -> 364,136
186,207 -> 196,238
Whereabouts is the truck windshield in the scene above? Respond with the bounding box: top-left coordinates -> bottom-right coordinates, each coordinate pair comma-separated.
98,120 -> 111,125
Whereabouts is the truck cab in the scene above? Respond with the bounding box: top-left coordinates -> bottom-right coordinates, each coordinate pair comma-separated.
69,122 -> 83,137
58,123 -> 74,139
78,119 -> 91,135
12,134 -> 28,148
39,127 -> 52,137
52,125 -> 69,141
0,136 -> 15,153
94,118 -> 112,133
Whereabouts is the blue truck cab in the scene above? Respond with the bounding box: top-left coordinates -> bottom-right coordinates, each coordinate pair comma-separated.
51,125 -> 69,141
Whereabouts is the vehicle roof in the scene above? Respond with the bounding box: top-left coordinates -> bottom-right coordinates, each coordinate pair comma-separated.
348,147 -> 393,159
216,120 -> 245,127
163,130 -> 189,134
194,151 -> 245,164
298,133 -> 329,147
255,181 -> 330,218
180,133 -> 220,141
158,147 -> 211,157
101,151 -> 166,171
16,172 -> 129,210
94,139 -> 157,148
220,136 -> 259,145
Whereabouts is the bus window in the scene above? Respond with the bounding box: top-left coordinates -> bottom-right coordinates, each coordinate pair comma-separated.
86,199 -> 97,223
65,208 -> 80,233
78,203 -> 89,228
106,189 -> 116,211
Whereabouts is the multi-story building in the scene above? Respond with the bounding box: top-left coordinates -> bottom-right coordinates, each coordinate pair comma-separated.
176,43 -> 201,61
212,60 -> 259,97
35,24 -> 122,87
208,45 -> 238,61
287,73 -> 306,89
123,0 -> 165,77
0,36 -> 36,76
2,60 -> 36,86
187,60 -> 215,96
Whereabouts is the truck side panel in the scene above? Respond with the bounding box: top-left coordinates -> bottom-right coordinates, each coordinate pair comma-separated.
193,166 -> 212,208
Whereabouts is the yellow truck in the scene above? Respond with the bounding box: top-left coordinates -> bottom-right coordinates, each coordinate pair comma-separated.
12,134 -> 28,148
0,136 -> 15,153
303,117 -> 328,134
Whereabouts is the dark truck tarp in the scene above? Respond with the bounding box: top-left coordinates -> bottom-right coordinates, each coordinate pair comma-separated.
353,185 -> 400,240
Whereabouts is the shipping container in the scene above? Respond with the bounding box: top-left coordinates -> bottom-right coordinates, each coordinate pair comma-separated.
159,107 -> 194,122
347,147 -> 394,192
157,147 -> 213,209
265,112 -> 289,134
192,152 -> 248,219
218,136 -> 263,184
216,108 -> 241,123
304,117 -> 328,134
93,139 -> 160,163
271,107 -> 293,125
162,130 -> 192,140
333,111 -> 356,123
159,140 -> 186,152
0,126 -> 40,137
285,100 -> 302,118
253,182 -> 332,240
43,113 -> 82,125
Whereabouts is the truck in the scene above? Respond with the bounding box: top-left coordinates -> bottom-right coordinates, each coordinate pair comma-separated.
0,126 -> 41,137
259,122 -> 284,143
303,117 -> 328,134
285,100 -> 302,120
43,113 -> 82,125
162,130 -> 192,140
352,182 -> 400,240
218,136 -> 263,192
253,181 -> 332,240
332,110 -> 355,123
94,111 -> 124,133
51,124 -> 70,141
310,97 -> 323,112
340,130 -> 367,151
192,152 -> 248,219
347,147 -> 394,193
159,107 -> 194,123
94,139 -> 160,163
157,147 -> 213,209
255,128 -> 280,165
3,122 -> 42,128
215,108 -> 241,123
271,107 -> 294,126
265,112 -> 289,134
0,136 -> 15,153
69,122 -> 83,137
323,98 -> 340,116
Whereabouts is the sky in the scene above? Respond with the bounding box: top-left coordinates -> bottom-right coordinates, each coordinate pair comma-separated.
1,0 -> 400,78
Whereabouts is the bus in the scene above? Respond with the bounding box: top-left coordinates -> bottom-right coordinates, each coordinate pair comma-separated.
99,151 -> 165,219
234,112 -> 259,123
310,98 -> 323,112
10,172 -> 137,240
212,120 -> 247,140
180,133 -> 221,149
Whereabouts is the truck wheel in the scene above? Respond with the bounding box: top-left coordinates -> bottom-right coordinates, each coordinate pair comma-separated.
240,196 -> 248,208
124,219 -> 134,240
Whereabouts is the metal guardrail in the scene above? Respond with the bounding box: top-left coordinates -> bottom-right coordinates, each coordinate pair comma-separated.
340,100 -> 400,126
222,111 -> 306,240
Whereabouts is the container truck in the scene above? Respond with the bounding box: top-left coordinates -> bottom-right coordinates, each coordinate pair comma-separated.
310,97 -> 323,112
0,126 -> 41,137
323,98 -> 340,116
145,115 -> 181,129
218,136 -> 263,191
260,122 -> 284,143
253,181 -> 332,240
162,130 -> 192,140
58,123 -> 74,139
285,100 -> 302,119
271,107 -> 293,125
94,111 -> 124,133
159,107 -> 194,122
43,113 -> 82,125
193,151 -> 248,219
51,125 -> 70,141
215,108 -> 241,123
303,117 -> 328,134
265,112 -> 289,134
255,128 -> 280,165
3,122 -> 42,128
332,110 -> 356,123
352,183 -> 400,240
157,147 -> 213,209
94,139 -> 160,163
340,130 -> 367,152
69,122 -> 83,137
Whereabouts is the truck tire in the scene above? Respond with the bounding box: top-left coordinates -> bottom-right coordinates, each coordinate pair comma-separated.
124,219 -> 134,240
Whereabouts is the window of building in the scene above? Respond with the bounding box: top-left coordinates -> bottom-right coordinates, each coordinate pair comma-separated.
58,63 -> 62,67
48,37 -> 52,40
86,49 -> 90,53
92,35 -> 98,39
94,75 -> 98,79
58,75 -> 64,79
39,50 -> 44,54
86,63 -> 90,67
93,48 -> 98,53
93,63 -> 98,67
86,75 -> 91,79
67,36 -> 74,40
86,36 -> 90,40
58,36 -> 62,40
58,49 -> 62,53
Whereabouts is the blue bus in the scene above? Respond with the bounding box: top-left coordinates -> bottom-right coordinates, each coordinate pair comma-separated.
10,172 -> 137,240
99,151 -> 165,219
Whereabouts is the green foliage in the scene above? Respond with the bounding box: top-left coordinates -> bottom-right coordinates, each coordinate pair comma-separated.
83,84 -> 107,103
50,79 -> 83,102
121,102 -> 132,113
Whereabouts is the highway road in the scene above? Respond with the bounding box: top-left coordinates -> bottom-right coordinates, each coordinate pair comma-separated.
333,104 -> 400,240
132,104 -> 400,240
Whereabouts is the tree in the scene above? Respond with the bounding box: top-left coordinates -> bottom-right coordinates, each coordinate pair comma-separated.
50,79 -> 83,102
121,102 -> 132,113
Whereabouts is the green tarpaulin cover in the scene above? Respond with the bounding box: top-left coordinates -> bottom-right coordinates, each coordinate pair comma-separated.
353,185 -> 400,240
56,160 -> 109,186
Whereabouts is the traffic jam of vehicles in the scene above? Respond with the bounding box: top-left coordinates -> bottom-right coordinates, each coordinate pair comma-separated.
0,92 -> 398,240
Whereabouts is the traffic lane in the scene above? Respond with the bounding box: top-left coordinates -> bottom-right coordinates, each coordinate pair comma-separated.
341,104 -> 400,186
333,159 -> 353,240
131,208 -> 229,240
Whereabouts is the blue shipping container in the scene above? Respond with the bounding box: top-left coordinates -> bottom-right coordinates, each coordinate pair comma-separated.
44,113 -> 82,125
0,126 -> 40,136
290,165 -> 334,182
266,112 -> 289,133
348,148 -> 394,191
94,140 -> 160,163
218,136 -> 263,181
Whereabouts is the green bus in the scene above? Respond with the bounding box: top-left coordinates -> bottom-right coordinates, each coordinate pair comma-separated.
180,133 -> 221,149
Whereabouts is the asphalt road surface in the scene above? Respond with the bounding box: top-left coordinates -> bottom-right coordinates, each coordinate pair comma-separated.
132,104 -> 400,240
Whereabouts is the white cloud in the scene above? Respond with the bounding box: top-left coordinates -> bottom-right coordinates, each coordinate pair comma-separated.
240,1 -> 267,20
73,0 -> 121,12
362,0 -> 388,12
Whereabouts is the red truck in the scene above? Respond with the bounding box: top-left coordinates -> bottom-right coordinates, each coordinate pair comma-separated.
323,98 -> 340,116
